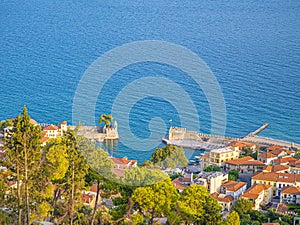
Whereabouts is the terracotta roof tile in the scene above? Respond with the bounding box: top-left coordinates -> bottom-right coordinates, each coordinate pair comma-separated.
263,165 -> 289,173
263,165 -> 272,172
221,181 -> 247,192
40,137 -> 49,143
228,141 -> 256,149
259,152 -> 277,159
272,156 -> 297,165
226,156 -> 265,166
111,158 -> 137,166
172,178 -> 186,191
271,148 -> 290,156
90,183 -> 98,193
272,165 -> 290,172
258,152 -> 277,159
241,192 -> 259,199
200,153 -> 209,159
290,160 -> 300,167
276,203 -> 289,214
81,193 -> 94,204
241,184 -> 272,200
252,172 -> 300,183
211,193 -> 234,203
43,125 -> 60,131
267,145 -> 285,151
281,186 -> 300,195
262,223 -> 280,225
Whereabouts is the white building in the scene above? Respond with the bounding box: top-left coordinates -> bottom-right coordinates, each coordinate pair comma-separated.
220,180 -> 247,200
194,172 -> 228,194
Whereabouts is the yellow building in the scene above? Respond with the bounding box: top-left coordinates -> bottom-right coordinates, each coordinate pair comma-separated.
251,172 -> 300,197
241,184 -> 273,210
209,147 -> 239,166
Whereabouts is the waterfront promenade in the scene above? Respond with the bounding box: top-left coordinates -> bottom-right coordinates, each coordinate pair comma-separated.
162,138 -> 226,150
242,136 -> 300,149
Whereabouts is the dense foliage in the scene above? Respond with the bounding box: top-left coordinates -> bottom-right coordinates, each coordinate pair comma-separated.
150,145 -> 188,169
228,170 -> 239,181
2,107 -> 294,225
203,165 -> 221,172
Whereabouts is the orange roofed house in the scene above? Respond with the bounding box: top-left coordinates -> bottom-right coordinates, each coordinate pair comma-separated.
220,180 -> 247,200
172,174 -> 194,192
272,156 -> 298,166
211,193 -> 234,212
111,157 -> 137,170
228,141 -> 256,151
251,172 -> 300,197
209,146 -> 240,167
258,152 -> 277,165
241,184 -> 273,210
289,160 -> 300,174
224,156 -> 265,174
42,121 -> 68,139
194,172 -> 228,194
280,186 -> 300,204
41,121 -> 68,146
262,165 -> 290,173
111,157 -> 137,178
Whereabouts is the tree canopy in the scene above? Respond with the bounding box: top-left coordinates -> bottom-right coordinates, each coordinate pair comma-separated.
225,210 -> 240,225
178,184 -> 222,225
232,198 -> 253,216
98,114 -> 113,127
132,179 -> 179,225
150,145 -> 188,169
228,170 -> 239,181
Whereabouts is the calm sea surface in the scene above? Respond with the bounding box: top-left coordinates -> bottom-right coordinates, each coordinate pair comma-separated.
1,0 -> 300,162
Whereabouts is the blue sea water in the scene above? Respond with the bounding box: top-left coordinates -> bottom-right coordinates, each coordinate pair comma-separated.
1,0 -> 300,162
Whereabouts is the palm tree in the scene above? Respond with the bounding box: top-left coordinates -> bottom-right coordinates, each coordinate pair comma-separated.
98,114 -> 113,127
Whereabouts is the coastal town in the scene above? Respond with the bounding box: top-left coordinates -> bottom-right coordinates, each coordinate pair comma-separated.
1,109 -> 300,225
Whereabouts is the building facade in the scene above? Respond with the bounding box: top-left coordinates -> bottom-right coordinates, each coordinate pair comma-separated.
209,147 -> 239,167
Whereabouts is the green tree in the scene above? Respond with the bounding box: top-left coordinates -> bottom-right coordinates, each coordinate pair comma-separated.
132,179 -> 179,225
82,138 -> 114,225
64,130 -> 89,225
204,165 -> 221,172
225,210 -> 240,225
178,184 -> 222,225
4,106 -> 43,225
150,145 -> 188,169
42,138 -> 69,221
228,170 -> 239,181
232,198 -> 253,216
95,207 -> 112,225
249,210 -> 267,223
0,211 -> 13,225
295,149 -> 300,159
124,166 -> 169,187
0,119 -> 13,131
98,114 -> 113,127
131,213 -> 145,225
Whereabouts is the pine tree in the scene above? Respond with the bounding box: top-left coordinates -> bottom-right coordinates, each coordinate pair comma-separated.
78,134 -> 115,225
62,130 -> 88,225
225,211 -> 240,225
4,106 -> 43,225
